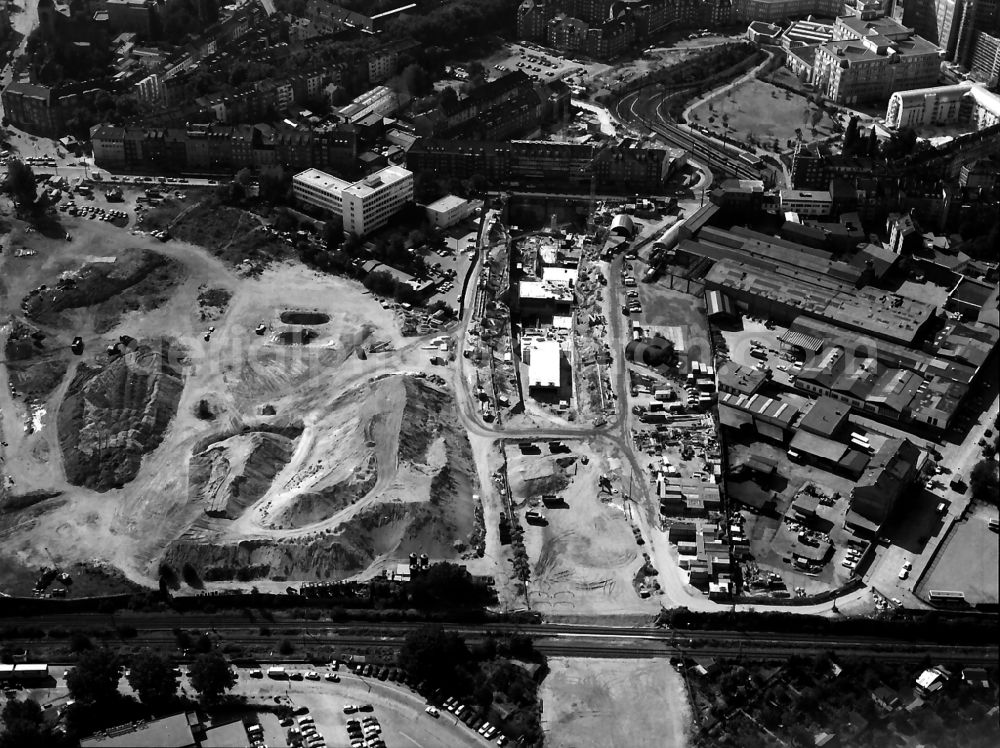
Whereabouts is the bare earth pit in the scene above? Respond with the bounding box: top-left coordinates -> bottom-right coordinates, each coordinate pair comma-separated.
279,310 -> 331,325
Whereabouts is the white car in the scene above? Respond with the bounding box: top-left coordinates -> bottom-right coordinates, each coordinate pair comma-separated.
305,670 -> 320,680
425,706 -> 440,717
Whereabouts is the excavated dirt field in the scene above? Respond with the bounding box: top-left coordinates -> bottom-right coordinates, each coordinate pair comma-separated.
0,211 -> 479,589
541,658 -> 691,748
165,374 -> 482,581
510,440 -> 661,616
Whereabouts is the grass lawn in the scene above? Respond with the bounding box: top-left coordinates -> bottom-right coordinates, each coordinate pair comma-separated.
689,77 -> 838,148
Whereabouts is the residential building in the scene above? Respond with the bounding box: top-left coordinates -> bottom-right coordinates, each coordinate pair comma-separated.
91,121 -> 359,175
885,81 -> 1000,127
517,0 -> 550,40
106,0 -> 159,37
733,0 -> 842,23
2,80 -> 105,137
407,139 -> 672,194
970,30 -> 1000,82
812,15 -> 943,104
293,165 -> 414,236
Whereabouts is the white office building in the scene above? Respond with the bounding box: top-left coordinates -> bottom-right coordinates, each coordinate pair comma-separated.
293,165 -> 414,236
778,189 -> 832,217
425,194 -> 473,229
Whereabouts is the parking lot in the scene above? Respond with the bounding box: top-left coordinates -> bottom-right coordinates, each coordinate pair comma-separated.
476,41 -> 603,93
20,664 -> 486,748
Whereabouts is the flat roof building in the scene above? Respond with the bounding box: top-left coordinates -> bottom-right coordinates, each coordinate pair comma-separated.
717,360 -> 769,396
798,395 -> 851,437
704,260 -> 936,347
81,712 -> 199,748
424,194 -> 473,229
527,339 -> 562,391
293,165 -> 413,236
201,721 -> 251,748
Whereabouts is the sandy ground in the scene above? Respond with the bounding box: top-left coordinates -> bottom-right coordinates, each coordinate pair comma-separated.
0,197 -> 479,589
541,658 -> 691,748
512,439 -> 661,616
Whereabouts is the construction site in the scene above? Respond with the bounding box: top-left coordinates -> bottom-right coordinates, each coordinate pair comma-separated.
0,203 -> 484,594
1,186 -> 723,620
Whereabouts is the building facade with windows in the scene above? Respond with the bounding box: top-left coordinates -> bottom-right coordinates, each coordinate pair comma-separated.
293,165 -> 414,236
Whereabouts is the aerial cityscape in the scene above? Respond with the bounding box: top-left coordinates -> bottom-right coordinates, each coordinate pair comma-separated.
0,0 -> 998,746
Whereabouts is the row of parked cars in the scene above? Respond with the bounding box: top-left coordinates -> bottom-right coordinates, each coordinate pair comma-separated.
438,696 -> 509,745
344,714 -> 384,748
287,713 -> 325,748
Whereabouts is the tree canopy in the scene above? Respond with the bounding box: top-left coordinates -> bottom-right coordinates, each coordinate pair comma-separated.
66,648 -> 123,707
126,650 -> 178,708
0,700 -> 71,748
397,625 -> 472,692
188,652 -> 236,703
5,159 -> 37,210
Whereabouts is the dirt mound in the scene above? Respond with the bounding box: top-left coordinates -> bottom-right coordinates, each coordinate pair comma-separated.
165,375 -> 483,580
271,453 -> 377,529
3,319 -> 70,398
509,455 -> 574,500
190,431 -> 299,519
21,249 -> 182,329
58,339 -> 185,491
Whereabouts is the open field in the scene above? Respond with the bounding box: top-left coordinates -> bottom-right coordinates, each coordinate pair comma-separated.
510,439 -> 660,616
688,77 -> 838,148
540,658 -> 690,748
916,502 -> 1000,605
0,204 -> 483,591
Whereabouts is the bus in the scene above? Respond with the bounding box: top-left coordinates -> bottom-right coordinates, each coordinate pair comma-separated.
928,590 -> 966,604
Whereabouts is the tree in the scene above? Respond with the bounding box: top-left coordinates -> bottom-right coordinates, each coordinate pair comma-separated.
408,562 -> 490,608
126,650 -> 178,708
66,648 -> 123,706
181,563 -> 202,588
970,459 -> 999,504
0,699 -> 71,748
440,86 -> 459,108
5,159 -> 37,209
188,652 -> 236,703
401,63 -> 431,97
397,625 -> 471,691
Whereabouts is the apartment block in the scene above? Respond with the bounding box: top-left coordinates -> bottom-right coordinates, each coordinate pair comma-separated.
813,16 -> 942,104
885,81 -> 1000,127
